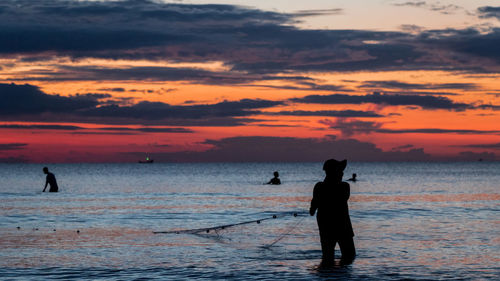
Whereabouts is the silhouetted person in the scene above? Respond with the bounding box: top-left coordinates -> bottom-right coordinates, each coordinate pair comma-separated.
347,173 -> 357,182
267,171 -> 281,185
310,159 -> 355,263
42,167 -> 58,192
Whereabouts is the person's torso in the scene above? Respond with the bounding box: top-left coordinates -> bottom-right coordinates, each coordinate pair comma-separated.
316,181 -> 349,215
47,173 -> 58,191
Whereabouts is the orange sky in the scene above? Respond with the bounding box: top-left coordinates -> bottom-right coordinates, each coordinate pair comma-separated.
0,0 -> 499,162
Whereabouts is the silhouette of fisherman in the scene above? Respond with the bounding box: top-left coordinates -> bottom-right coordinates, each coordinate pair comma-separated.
42,167 -> 59,192
266,171 -> 281,185
347,173 -> 357,182
310,159 -> 355,263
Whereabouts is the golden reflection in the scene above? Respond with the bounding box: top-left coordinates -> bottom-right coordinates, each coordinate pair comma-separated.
1,193 -> 498,215
0,227 -> 207,250
351,193 -> 500,202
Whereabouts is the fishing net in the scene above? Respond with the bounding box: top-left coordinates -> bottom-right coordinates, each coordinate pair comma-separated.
154,212 -> 308,249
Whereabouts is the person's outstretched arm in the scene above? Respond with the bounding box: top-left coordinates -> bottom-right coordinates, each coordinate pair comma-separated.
309,182 -> 321,216
43,177 -> 48,192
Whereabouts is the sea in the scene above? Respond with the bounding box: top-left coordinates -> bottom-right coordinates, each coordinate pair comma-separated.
0,162 -> 499,280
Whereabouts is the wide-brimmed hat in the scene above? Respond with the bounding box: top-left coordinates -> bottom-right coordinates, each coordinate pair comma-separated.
323,159 -> 347,172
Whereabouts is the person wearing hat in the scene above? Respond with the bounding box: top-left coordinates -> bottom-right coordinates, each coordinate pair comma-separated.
309,159 -> 355,263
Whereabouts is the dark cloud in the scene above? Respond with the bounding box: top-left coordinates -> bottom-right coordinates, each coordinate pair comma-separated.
142,117 -> 259,127
230,36 -> 427,73
0,124 -> 83,130
393,1 -> 426,8
476,104 -> 500,111
0,0 -> 496,76
70,131 -> 138,135
453,151 -> 497,161
152,135 -> 431,162
97,88 -> 125,92
360,80 -> 478,90
391,144 -> 414,151
100,127 -> 192,133
418,28 -> 500,65
0,26 -> 183,55
0,83 -> 107,115
319,118 -> 383,137
153,144 -> 171,148
250,82 -> 351,92
376,128 -> 500,134
400,24 -> 424,33
0,143 -> 28,151
455,142 -> 500,150
253,124 -> 302,128
0,83 -> 279,126
478,6 -> 500,20
267,110 -> 383,118
0,123 -> 193,133
0,156 -> 27,163
393,1 -> 463,15
0,83 -> 493,129
319,118 -> 500,135
13,115 -> 257,127
377,91 -> 459,96
290,92 -> 471,110
17,65 -> 314,85
428,4 -> 462,15
292,8 -> 343,17
0,0 -> 286,55
107,88 -> 175,94
80,99 -> 282,120
297,82 -> 351,92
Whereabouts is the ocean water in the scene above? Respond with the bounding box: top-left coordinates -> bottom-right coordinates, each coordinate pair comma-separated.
0,162 -> 499,280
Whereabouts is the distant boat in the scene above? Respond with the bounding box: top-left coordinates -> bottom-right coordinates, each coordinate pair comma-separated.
138,156 -> 154,164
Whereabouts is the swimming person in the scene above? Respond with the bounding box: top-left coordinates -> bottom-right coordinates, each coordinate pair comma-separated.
42,167 -> 59,192
266,171 -> 281,185
347,173 -> 357,182
309,159 -> 355,263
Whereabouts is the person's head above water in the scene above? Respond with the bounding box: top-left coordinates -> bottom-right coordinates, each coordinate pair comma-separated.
323,159 -> 347,181
43,167 -> 49,174
273,171 -> 279,178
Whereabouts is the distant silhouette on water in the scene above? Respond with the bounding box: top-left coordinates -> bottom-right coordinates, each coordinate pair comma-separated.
138,156 -> 154,163
310,159 -> 355,264
347,173 -> 357,182
42,167 -> 58,192
266,171 -> 281,185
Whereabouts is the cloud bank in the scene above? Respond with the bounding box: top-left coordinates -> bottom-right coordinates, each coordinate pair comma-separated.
151,136 -> 432,162
0,0 -> 498,77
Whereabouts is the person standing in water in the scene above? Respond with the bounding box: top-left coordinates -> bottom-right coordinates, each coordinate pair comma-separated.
309,159 -> 355,263
42,167 -> 59,192
266,171 -> 281,185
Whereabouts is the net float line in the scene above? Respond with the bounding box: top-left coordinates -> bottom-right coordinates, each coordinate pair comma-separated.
153,211 -> 307,235
261,216 -> 306,249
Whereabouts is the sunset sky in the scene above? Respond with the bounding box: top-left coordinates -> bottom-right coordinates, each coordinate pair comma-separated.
1,0 -> 499,162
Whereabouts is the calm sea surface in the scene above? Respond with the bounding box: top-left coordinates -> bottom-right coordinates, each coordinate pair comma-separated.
0,162 -> 499,280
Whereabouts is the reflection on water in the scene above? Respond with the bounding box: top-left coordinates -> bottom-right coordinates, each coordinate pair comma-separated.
0,162 -> 499,280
